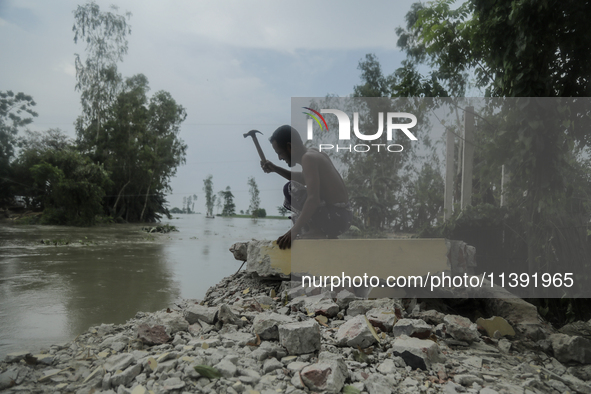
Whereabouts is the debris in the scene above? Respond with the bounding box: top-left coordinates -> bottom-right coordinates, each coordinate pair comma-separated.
476,316 -> 516,338
4,249 -> 591,394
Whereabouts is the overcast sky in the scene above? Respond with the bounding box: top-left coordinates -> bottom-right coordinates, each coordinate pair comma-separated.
0,0 -> 419,213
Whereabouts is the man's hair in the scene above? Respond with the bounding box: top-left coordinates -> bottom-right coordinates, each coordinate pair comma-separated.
269,125 -> 303,150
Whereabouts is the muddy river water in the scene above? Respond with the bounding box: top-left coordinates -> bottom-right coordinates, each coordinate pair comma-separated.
0,215 -> 290,358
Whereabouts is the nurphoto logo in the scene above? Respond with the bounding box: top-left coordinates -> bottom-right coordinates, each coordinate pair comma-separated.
303,107 -> 418,153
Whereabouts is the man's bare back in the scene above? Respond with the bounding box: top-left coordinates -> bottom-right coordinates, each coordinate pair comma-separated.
301,148 -> 348,206
261,125 -> 352,249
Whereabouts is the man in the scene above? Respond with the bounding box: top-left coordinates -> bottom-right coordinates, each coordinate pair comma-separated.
261,125 -> 352,249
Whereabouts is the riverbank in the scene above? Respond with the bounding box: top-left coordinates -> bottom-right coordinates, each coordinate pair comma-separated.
2,266 -> 591,393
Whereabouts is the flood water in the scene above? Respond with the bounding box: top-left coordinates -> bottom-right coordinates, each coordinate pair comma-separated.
0,215 -> 290,358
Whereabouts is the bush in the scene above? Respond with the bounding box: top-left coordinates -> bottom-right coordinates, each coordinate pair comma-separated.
252,208 -> 266,218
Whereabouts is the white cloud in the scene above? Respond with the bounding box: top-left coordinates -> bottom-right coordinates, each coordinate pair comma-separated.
57,61 -> 76,77
106,0 -> 406,53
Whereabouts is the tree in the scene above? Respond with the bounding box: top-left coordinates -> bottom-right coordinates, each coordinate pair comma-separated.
29,152 -> 110,226
82,74 -> 187,222
220,186 -> 236,216
405,161 -> 445,230
13,132 -> 111,225
247,177 -> 261,218
203,175 -> 215,216
395,0 -> 591,282
253,208 -> 266,218
73,5 -> 188,223
339,89 -> 427,230
277,206 -> 289,217
0,91 -> 38,204
73,1 -> 131,145
401,0 -> 591,98
186,195 -> 192,213
216,191 -> 222,214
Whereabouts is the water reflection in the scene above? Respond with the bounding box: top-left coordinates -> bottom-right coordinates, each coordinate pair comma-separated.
0,215 -> 290,358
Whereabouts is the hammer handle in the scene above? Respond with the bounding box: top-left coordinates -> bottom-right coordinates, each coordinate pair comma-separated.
251,136 -> 267,162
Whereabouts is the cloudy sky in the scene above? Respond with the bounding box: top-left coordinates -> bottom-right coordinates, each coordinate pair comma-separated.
0,0 -> 418,213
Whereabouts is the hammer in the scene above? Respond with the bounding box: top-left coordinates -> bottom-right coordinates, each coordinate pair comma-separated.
243,130 -> 266,162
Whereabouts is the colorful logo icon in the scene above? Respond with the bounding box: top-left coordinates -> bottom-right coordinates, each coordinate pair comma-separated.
302,107 -> 329,131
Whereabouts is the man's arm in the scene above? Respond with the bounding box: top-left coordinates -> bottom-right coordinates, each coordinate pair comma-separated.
261,160 -> 305,184
276,154 -> 320,249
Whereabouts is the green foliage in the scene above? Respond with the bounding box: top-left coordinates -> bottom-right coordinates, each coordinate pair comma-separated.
25,149 -> 111,226
203,175 -> 215,216
253,208 -> 266,218
73,1 -> 131,143
343,385 -> 362,394
0,90 -> 38,204
389,1 -> 591,285
12,129 -> 111,226
220,186 -> 236,216
76,74 -> 187,222
247,177 -> 261,218
72,4 -> 185,223
403,162 -> 445,230
193,365 -> 222,379
277,205 -> 288,217
415,0 -> 591,97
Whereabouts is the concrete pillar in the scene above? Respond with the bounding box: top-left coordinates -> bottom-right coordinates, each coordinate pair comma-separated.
444,128 -> 455,220
461,106 -> 474,209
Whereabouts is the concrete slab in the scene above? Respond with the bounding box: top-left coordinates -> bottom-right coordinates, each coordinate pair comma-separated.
238,238 -> 475,298
291,238 -> 450,279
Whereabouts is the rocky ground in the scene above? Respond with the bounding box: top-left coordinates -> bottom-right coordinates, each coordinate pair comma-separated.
2,270 -> 591,394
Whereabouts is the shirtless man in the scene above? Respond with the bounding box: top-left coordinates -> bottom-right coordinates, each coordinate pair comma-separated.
261,125 -> 352,249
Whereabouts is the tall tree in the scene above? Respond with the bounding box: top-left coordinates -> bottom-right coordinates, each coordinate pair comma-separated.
203,175 -> 215,216
0,91 -> 37,204
396,0 -> 591,278
220,186 -> 236,216
186,196 -> 192,213
73,1 -> 131,146
86,74 -> 187,222
247,177 -> 261,218
216,191 -> 222,214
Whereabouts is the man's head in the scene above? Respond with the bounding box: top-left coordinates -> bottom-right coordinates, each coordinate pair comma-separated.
269,125 -> 304,167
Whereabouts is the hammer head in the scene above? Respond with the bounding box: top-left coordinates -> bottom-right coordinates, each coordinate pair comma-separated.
243,129 -> 263,138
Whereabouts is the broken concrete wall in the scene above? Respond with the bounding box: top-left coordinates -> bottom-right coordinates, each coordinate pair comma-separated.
230,238 -> 477,282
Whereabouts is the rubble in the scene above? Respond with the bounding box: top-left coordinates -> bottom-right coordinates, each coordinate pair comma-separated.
2,247 -> 591,394
550,333 -> 591,364
391,335 -> 444,370
444,315 -> 481,343
278,320 -> 321,355
392,318 -> 432,339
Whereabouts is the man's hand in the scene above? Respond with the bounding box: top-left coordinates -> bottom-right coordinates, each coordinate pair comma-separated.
277,229 -> 292,249
261,160 -> 276,174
